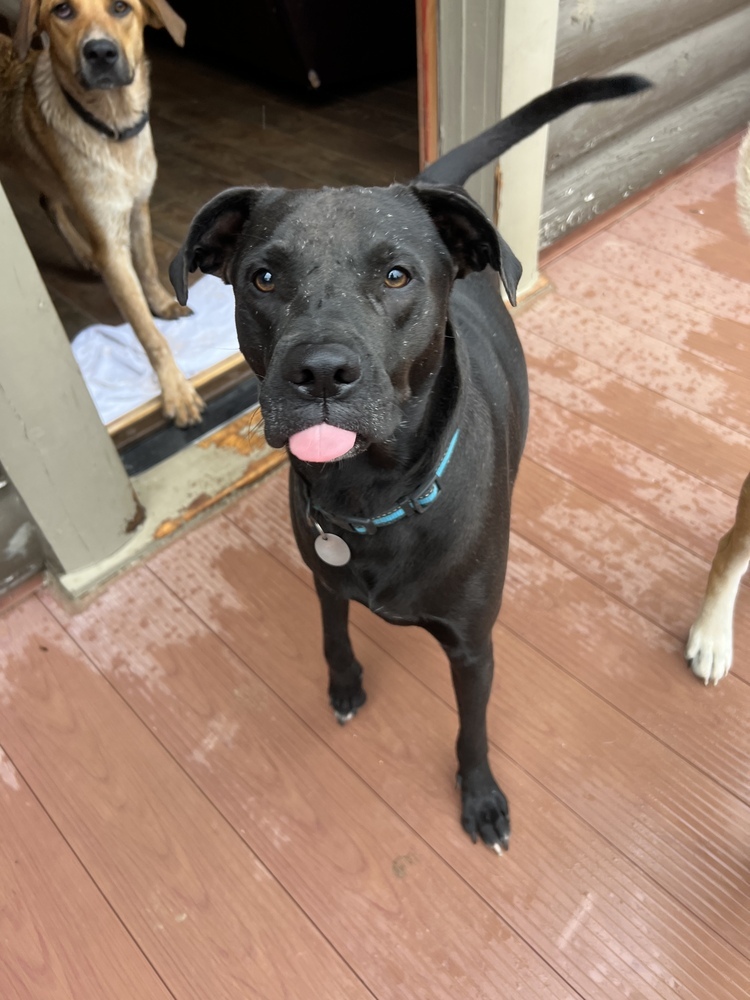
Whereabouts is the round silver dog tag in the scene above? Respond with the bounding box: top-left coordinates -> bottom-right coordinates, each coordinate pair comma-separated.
314,532 -> 351,566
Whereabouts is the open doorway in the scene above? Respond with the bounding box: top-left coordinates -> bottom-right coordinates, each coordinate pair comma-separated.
0,1 -> 419,473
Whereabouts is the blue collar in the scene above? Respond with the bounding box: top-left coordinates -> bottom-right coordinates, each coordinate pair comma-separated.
308,428 -> 460,536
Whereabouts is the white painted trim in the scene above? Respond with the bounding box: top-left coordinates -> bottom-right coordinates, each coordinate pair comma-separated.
0,183 -> 140,574
437,0 -> 559,296
496,0 -> 560,294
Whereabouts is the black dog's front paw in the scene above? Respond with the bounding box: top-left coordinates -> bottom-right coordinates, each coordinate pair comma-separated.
458,766 -> 510,854
329,673 -> 367,725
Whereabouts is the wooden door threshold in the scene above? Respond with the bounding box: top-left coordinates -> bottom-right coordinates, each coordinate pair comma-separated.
108,353 -> 251,451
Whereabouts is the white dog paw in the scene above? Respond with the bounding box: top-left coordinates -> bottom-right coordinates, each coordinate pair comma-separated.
686,616 -> 733,685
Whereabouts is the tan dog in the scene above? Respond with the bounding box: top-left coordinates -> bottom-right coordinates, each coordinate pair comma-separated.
686,127 -> 750,683
0,0 -> 205,426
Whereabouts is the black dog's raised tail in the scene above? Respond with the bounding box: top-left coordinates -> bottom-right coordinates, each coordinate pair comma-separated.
418,75 -> 652,188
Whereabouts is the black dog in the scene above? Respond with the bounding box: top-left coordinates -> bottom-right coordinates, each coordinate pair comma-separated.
170,75 -> 649,852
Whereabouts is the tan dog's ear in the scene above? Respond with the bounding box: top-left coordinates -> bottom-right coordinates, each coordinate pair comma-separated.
13,0 -> 41,61
142,0 -> 186,47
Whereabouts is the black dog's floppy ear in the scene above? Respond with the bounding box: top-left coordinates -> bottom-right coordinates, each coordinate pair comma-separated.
142,0 -> 187,47
412,183 -> 522,306
13,0 -> 41,60
169,187 -> 262,306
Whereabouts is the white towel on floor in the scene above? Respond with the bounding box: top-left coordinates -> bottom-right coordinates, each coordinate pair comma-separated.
71,275 -> 239,425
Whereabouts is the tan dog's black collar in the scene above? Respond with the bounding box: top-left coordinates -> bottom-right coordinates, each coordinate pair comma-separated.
62,88 -> 149,142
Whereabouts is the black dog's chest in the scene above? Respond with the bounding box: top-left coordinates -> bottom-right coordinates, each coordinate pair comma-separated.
292,500 -> 437,623
315,532 -> 424,618
336,561 -> 419,622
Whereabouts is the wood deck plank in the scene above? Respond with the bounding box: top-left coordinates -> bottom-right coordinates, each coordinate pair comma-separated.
502,527 -> 750,791
517,296 -> 750,438
147,508 -> 750,965
67,512 -> 750,1000
522,332 -> 750,495
0,599 -> 371,1000
643,154 -> 745,243
566,231 -> 750,326
523,394 -> 741,568
0,745 -> 174,1000
545,255 -> 750,376
512,458 -> 750,670
608,208 -> 750,284
361,593 -> 750,961
42,569 -> 577,1000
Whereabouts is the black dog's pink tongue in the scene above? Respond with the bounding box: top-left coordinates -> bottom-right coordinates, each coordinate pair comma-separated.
288,424 -> 356,462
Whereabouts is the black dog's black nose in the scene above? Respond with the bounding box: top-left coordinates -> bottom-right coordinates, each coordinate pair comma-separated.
82,38 -> 119,66
283,343 -> 362,399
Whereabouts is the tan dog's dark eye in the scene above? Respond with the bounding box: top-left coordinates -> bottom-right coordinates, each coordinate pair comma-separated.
253,269 -> 275,293
52,2 -> 75,18
111,0 -> 131,14
385,267 -> 411,289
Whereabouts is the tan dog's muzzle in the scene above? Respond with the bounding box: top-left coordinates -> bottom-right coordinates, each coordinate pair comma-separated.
78,34 -> 132,89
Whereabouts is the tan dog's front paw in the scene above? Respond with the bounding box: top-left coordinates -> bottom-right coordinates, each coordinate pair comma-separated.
162,376 -> 205,427
155,299 -> 193,321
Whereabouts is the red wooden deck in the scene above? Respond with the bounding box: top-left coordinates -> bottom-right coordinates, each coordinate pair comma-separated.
2,136 -> 749,999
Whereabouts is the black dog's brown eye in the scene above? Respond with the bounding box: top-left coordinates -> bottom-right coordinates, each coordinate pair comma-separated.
111,0 -> 131,15
385,266 -> 411,289
52,2 -> 75,18
253,269 -> 275,293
